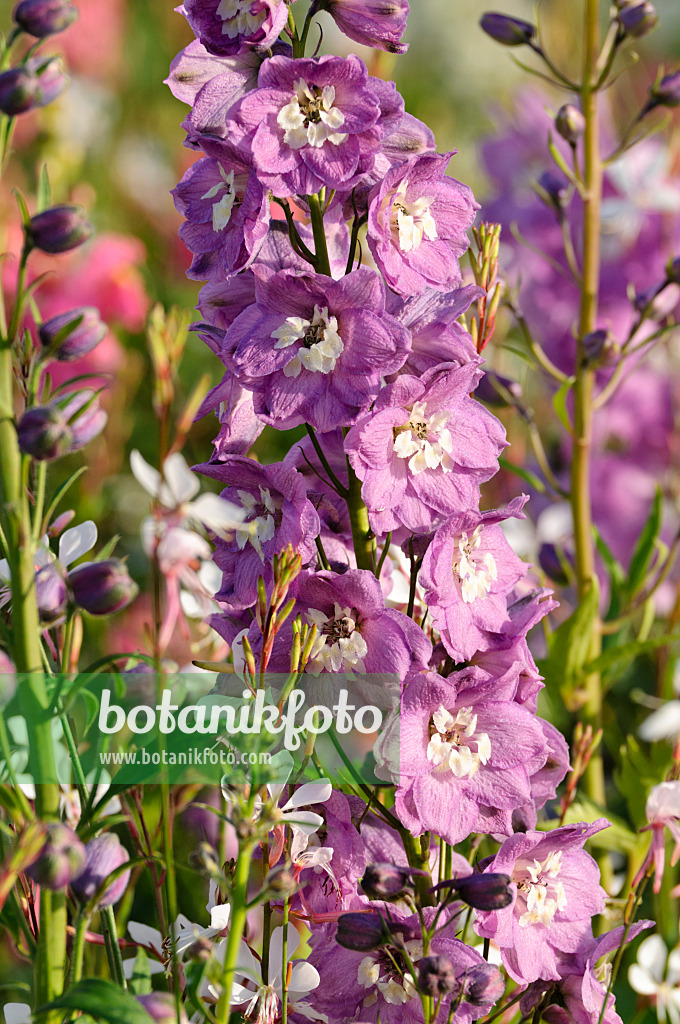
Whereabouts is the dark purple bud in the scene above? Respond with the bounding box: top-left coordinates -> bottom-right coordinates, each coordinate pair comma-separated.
136,994 -> 188,1024
26,822 -> 85,889
14,0 -> 78,37
646,71 -> 680,112
475,371 -> 523,408
582,328 -> 620,366
555,104 -> 586,145
0,67 -> 39,115
35,563 -> 69,626
538,543 -> 570,586
361,862 -> 418,900
618,2 -> 658,37
666,256 -> 680,285
71,833 -> 130,907
537,171 -> 568,215
418,956 -> 458,997
17,406 -> 72,460
480,12 -> 536,46
449,872 -> 514,911
335,912 -> 394,951
40,307 -> 106,362
28,55 -> 68,107
68,559 -> 137,616
26,204 -> 92,254
462,963 -> 506,1007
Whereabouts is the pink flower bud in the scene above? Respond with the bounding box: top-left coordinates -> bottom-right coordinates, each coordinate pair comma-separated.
26,823 -> 85,889
13,0 -> 78,37
39,307 -> 107,362
72,833 -> 130,907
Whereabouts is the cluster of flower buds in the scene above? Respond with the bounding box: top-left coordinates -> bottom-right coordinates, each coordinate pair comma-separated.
0,2 -> 77,117
17,391 -> 107,461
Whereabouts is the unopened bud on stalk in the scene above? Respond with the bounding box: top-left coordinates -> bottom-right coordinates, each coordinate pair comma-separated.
447,872 -> 513,910
643,70 -> 680,116
462,963 -> 506,1006
555,104 -> 586,145
418,956 -> 458,997
17,405 -> 72,460
618,2 -> 658,37
39,306 -> 106,362
582,328 -> 620,366
538,543 -> 570,586
26,204 -> 92,254
536,171 -> 568,217
29,55 -> 68,106
36,563 -> 69,626
0,67 -> 39,115
68,559 -> 138,616
71,833 -> 130,907
479,12 -> 536,46
335,912 -> 395,951
361,862 -> 423,901
14,0 -> 78,36
26,822 -> 85,889
136,994 -> 188,1024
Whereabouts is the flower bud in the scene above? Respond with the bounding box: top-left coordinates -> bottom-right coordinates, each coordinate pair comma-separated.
39,307 -> 106,362
17,406 -> 73,460
26,822 -> 85,889
538,543 -> 570,586
28,55 -> 68,107
136,994 -> 188,1024
62,390 -> 108,450
335,912 -> 394,951
475,371 -> 523,408
645,71 -> 680,114
68,559 -> 137,616
537,171 -> 568,216
418,955 -> 458,997
462,963 -> 506,1007
26,204 -> 92,254
71,833 -> 130,906
361,862 -> 416,900
582,328 -> 620,366
449,872 -> 513,911
618,2 -> 658,37
36,563 -> 69,626
0,67 -> 39,115
479,12 -> 536,46
14,0 -> 79,37
319,0 -> 409,55
555,104 -> 586,145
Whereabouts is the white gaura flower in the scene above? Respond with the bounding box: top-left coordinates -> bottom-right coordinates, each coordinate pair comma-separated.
0,520 -> 97,606
629,934 -> 680,1024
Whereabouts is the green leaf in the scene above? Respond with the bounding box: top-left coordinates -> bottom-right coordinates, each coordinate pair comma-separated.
559,796 -> 642,856
593,526 -> 626,619
615,735 -> 674,828
537,578 -> 599,706
584,633 -> 680,680
36,164 -> 51,213
12,188 -> 31,229
40,979 -> 153,1024
128,947 -> 152,996
626,488 -> 662,598
42,466 -> 88,535
552,376 -> 575,435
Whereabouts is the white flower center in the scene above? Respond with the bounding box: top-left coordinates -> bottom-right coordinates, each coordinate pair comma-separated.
270,305 -> 344,379
388,182 -> 438,253
235,486 -> 280,560
516,851 -> 567,928
201,167 -> 236,232
357,941 -> 422,1007
216,0 -> 266,39
427,705 -> 491,779
452,525 -> 497,604
277,78 -> 348,149
306,602 -> 368,674
393,400 -> 453,475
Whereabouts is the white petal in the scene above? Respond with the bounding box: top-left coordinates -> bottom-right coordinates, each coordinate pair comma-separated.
210,904 -> 231,930
280,809 -> 324,835
4,1005 -> 31,1024
128,921 -> 163,950
628,964 -> 659,995
190,492 -> 246,532
639,703 -> 680,741
281,780 -> 332,811
268,924 -> 301,983
59,521 -> 97,567
163,452 -> 200,504
130,449 -> 162,498
635,934 -> 668,983
287,961 -> 321,996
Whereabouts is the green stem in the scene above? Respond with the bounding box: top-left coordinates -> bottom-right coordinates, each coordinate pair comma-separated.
307,195 -> 331,277
101,905 -> 127,988
345,456 -> 375,572
216,839 -> 253,1024
281,898 -> 289,1024
69,911 -> 91,984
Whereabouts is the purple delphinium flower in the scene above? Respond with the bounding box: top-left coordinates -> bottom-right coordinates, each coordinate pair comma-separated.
386,284 -> 482,379
196,456 -> 320,611
367,151 -> 478,296
172,137 -> 269,281
344,361 -> 506,535
222,266 -> 410,431
309,908 -> 494,1024
227,54 -> 402,196
374,670 -> 550,846
474,820 -> 609,985
418,497 -> 529,661
198,376 -> 264,460
319,0 -> 410,54
178,0 -> 289,57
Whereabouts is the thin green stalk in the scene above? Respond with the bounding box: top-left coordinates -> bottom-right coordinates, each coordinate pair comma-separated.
216,839 -> 253,1024
69,910 -> 91,984
307,195 -> 331,277
101,905 -> 127,988
345,455 -> 375,572
281,898 -> 289,1024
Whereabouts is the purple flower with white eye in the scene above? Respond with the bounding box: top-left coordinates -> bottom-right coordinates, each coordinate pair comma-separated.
474,820 -> 609,985
374,670 -> 550,846
195,456 -> 320,611
223,266 -> 410,431
178,0 -> 288,57
172,137 -> 268,281
318,0 -> 410,54
418,497 -> 529,662
344,361 -> 506,535
367,151 -> 478,296
228,54 -> 401,196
